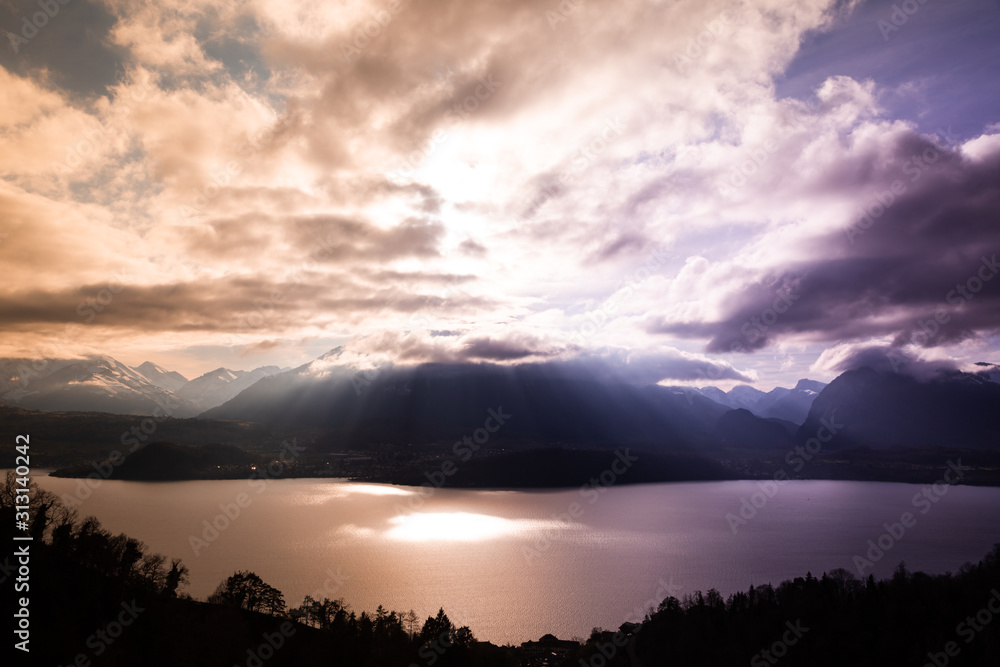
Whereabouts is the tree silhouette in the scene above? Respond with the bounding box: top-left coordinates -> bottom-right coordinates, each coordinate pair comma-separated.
453,625 -> 475,648
208,570 -> 286,616
420,607 -> 455,644
403,609 -> 419,637
163,558 -> 190,597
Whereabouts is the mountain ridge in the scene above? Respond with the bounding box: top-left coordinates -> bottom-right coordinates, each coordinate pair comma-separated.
0,355 -> 284,416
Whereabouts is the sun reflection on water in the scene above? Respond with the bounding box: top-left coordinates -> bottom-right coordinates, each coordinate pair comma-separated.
384,512 -> 570,542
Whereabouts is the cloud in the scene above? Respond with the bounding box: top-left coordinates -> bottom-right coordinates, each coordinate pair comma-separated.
811,341 -> 959,382
302,331 -> 753,384
2,0 -> 998,388
646,118 -> 1000,357
563,348 -> 755,385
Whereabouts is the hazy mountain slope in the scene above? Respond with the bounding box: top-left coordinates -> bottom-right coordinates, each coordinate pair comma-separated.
714,408 -> 794,449
203,356 -> 731,448
697,380 -> 825,424
0,357 -> 79,402
136,361 -> 189,393
796,367 -> 1000,449
177,365 -> 284,411
756,379 -> 827,423
12,357 -> 202,417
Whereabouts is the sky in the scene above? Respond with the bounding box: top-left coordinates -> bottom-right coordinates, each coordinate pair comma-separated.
1,0 -> 999,389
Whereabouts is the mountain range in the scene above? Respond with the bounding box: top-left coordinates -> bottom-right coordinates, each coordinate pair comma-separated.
0,356 -> 286,417
201,353 -> 732,447
3,350 -> 999,452
694,379 -> 827,424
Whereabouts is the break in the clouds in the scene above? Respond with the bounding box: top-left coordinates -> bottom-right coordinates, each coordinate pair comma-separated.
1,0 -> 998,385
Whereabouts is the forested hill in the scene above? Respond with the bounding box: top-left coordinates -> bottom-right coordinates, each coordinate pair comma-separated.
4,473 -> 1000,666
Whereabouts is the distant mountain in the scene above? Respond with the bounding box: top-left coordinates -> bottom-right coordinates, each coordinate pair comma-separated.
700,384 -> 767,411
0,356 -> 281,416
387,448 -> 736,488
178,365 -> 285,411
714,408 -> 794,449
203,353 -> 731,448
135,361 -> 189,393
8,356 -> 202,417
696,386 -> 730,406
697,379 -> 826,424
755,379 -> 827,423
797,367 -> 1000,450
727,384 -> 768,410
0,357 -> 78,401
103,442 -> 256,481
975,362 -> 1000,384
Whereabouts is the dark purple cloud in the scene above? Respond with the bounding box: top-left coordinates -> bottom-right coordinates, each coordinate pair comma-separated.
649,131 -> 1000,353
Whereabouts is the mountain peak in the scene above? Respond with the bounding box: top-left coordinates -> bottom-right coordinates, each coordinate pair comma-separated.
176,365 -> 285,411
319,347 -> 345,360
798,365 -> 1000,449
135,361 -> 189,392
793,378 -> 826,393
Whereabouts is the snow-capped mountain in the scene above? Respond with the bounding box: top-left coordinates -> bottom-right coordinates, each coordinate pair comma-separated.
135,361 -> 189,393
176,365 -> 285,411
0,357 -> 78,401
727,385 -> 769,411
974,362 -> 1000,384
0,356 -> 285,416
696,379 -> 826,425
7,356 -> 202,417
698,384 -> 769,411
753,379 -> 827,424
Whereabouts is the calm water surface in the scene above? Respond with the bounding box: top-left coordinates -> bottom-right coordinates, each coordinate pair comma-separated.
31,474 -> 1000,644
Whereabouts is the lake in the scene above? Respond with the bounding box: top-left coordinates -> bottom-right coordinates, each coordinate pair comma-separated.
30,474 -> 1000,644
